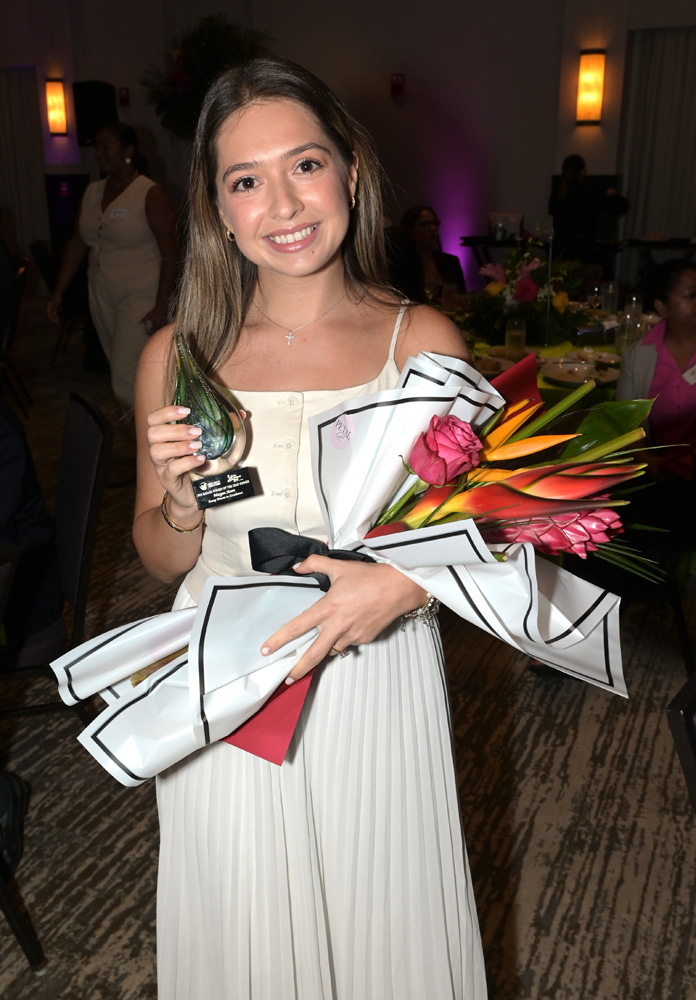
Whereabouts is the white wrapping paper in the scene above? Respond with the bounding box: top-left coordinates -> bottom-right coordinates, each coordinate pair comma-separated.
52,351 -> 627,787
52,577 -> 322,785
309,351 -> 626,697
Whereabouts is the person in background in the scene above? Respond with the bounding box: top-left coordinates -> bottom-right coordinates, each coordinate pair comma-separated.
47,123 -> 178,411
399,204 -> 466,304
548,154 -> 628,272
616,259 -> 696,499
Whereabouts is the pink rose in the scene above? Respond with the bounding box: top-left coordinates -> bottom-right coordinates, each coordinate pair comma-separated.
410,415 -> 482,486
513,277 -> 540,303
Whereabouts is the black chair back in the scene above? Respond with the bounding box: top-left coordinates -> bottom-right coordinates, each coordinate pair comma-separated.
53,393 -> 112,647
0,545 -> 20,621
667,672 -> 696,815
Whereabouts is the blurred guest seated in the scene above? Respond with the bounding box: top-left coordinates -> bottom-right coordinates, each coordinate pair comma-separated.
617,260 -> 696,487
549,155 -> 628,274
0,402 -> 62,654
396,205 -> 466,304
612,258 -> 696,588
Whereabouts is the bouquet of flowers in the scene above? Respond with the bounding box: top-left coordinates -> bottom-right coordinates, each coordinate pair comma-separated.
366,360 -> 655,578
460,239 -> 592,345
51,352 -> 647,786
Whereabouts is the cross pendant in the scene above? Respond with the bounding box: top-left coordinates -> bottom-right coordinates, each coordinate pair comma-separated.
285,331 -> 295,346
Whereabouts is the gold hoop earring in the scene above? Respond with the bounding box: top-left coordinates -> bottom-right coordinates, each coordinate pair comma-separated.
226,229 -> 235,243
349,196 -> 356,210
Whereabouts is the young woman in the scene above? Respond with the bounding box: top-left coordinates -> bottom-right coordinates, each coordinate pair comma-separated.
134,57 -> 486,999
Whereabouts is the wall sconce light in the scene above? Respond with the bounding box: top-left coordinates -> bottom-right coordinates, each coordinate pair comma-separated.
46,79 -> 67,135
576,50 -> 605,125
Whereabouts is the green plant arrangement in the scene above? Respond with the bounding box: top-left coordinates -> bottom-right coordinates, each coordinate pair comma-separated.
460,239 -> 593,346
141,15 -> 270,141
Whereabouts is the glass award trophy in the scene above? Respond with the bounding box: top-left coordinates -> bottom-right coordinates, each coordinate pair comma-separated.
173,330 -> 255,510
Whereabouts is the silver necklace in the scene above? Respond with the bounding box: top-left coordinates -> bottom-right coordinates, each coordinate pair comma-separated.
257,292 -> 347,345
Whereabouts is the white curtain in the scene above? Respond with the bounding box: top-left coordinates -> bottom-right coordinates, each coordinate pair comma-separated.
619,27 -> 696,241
0,66 -> 50,257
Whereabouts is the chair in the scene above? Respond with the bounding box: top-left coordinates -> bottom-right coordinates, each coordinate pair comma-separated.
0,544 -> 47,969
0,393 -> 112,721
667,671 -> 696,815
0,256 -> 32,416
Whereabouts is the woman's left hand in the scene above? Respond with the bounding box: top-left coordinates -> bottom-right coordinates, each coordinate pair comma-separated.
140,305 -> 169,336
260,557 -> 427,682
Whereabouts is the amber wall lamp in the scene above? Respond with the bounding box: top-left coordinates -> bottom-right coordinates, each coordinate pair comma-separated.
46,79 -> 67,135
576,50 -> 605,125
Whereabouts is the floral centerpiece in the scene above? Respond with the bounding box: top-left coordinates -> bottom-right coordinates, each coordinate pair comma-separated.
459,239 -> 593,346
141,15 -> 269,141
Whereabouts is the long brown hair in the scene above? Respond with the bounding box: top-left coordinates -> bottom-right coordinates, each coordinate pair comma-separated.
174,56 -> 389,375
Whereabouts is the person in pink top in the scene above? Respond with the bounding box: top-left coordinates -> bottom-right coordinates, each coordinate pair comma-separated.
615,259 -> 696,560
617,260 -> 696,482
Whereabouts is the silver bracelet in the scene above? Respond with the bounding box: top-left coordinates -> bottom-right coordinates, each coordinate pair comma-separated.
400,593 -> 440,630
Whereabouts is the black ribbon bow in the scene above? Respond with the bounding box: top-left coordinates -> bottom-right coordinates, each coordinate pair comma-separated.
248,527 -> 375,592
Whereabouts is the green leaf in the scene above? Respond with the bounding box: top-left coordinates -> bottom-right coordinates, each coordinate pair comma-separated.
507,379 -> 596,443
558,399 -> 653,459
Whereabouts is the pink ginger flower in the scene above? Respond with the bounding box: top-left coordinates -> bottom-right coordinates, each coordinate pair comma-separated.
479,262 -> 507,284
518,260 -> 543,281
410,415 -> 482,486
481,508 -> 624,558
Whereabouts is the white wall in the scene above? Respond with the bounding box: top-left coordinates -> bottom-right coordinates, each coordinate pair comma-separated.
3,0 -> 696,280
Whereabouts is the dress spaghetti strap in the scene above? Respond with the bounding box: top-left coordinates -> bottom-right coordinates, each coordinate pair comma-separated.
388,303 -> 409,361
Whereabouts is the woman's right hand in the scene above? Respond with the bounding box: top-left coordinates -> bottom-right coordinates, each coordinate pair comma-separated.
46,294 -> 62,324
145,404 -> 206,519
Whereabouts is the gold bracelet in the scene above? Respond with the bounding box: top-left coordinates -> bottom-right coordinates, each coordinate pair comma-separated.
400,593 -> 440,630
160,491 -> 205,533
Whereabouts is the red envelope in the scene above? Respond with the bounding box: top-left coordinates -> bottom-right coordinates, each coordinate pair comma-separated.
222,669 -> 315,765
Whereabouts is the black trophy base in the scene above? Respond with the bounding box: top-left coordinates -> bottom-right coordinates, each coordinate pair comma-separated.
192,466 -> 255,509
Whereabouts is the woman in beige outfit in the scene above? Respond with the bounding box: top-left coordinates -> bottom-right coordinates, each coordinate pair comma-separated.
48,123 -> 178,408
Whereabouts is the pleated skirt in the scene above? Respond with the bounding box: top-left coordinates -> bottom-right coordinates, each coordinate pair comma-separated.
156,613 -> 487,999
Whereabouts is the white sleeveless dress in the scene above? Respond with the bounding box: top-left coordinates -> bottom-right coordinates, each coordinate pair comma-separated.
156,309 -> 487,999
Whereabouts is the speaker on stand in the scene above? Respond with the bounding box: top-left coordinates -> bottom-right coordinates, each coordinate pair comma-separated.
72,81 -> 118,147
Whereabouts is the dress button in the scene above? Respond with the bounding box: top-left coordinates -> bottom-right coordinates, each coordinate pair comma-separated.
282,489 -> 293,500
287,396 -> 297,407
285,440 -> 295,450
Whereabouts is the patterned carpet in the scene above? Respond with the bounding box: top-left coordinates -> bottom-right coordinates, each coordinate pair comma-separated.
1,296 -> 695,999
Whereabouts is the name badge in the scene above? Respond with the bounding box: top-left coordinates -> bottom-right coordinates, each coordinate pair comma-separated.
682,364 -> 696,386
110,208 -> 126,220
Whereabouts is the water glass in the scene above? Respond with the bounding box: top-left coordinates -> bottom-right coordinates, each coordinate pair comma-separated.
624,291 -> 643,319
601,281 -> 618,315
505,318 -> 526,359
588,284 -> 602,310
441,283 -> 457,312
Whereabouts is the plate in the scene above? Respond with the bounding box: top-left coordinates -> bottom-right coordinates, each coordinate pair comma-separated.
564,350 -> 621,366
487,345 -> 538,359
473,356 -> 513,378
540,361 -> 620,387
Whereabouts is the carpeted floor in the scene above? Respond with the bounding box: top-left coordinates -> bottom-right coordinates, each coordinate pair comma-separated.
1,295 -> 695,999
